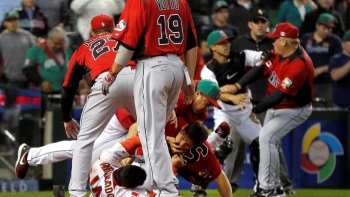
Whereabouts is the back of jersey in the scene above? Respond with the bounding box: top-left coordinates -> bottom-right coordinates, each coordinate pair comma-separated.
112,0 -> 197,59
64,34 -> 118,88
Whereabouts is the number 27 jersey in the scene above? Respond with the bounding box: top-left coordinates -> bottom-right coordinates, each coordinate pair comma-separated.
112,0 -> 197,59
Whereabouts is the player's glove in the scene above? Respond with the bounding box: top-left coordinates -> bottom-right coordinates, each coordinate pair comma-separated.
214,121 -> 231,139
102,69 -> 117,95
259,50 -> 274,67
214,137 -> 233,164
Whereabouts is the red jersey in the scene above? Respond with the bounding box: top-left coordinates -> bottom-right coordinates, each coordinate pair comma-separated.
63,34 -> 136,88
112,0 -> 197,59
264,47 -> 314,109
178,141 -> 222,185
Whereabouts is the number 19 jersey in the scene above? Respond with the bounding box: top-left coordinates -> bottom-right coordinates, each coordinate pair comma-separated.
112,0 -> 197,59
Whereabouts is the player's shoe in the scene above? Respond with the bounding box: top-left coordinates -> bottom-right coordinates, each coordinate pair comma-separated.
250,188 -> 277,197
15,143 -> 31,179
284,188 -> 296,195
190,184 -> 207,197
275,187 -> 286,197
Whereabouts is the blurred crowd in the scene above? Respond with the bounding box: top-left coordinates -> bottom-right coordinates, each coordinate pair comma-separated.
0,0 -> 348,186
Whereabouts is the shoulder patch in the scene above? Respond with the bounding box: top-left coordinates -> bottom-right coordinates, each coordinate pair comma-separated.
115,19 -> 126,32
281,77 -> 292,89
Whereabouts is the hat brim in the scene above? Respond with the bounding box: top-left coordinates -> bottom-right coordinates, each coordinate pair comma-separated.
251,16 -> 269,22
204,95 -> 222,109
216,36 -> 234,45
266,32 -> 280,39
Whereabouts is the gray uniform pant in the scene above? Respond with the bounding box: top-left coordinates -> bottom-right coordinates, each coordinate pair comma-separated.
259,106 -> 312,190
135,54 -> 183,197
259,111 -> 294,191
213,104 -> 261,192
69,68 -> 136,197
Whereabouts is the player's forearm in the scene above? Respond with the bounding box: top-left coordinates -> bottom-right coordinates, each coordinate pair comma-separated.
184,47 -> 197,79
219,92 -> 235,102
253,89 -> 286,114
112,44 -> 135,74
237,66 -> 265,88
61,87 -> 76,122
330,61 -> 350,81
215,170 -> 233,197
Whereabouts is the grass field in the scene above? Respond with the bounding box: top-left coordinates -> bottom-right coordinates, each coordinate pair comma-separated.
1,189 -> 350,197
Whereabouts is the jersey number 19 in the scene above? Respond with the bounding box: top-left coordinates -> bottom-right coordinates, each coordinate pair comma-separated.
157,14 -> 184,45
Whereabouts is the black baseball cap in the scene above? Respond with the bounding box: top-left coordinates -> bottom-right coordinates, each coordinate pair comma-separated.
249,9 -> 269,22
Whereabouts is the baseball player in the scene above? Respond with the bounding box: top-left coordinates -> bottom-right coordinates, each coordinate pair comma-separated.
89,136 -> 154,197
165,79 -> 233,197
200,30 -> 263,192
59,15 -> 138,197
101,0 -> 197,196
14,108 -> 135,179
225,23 -> 314,197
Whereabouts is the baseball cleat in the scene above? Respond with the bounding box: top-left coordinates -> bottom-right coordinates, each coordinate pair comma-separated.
250,188 -> 277,197
15,143 -> 31,179
284,188 -> 296,195
191,184 -> 207,197
275,187 -> 286,197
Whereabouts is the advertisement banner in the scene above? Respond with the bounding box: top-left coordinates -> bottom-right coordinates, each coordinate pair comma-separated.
0,180 -> 38,192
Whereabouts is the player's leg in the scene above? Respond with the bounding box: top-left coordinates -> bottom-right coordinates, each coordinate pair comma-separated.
69,68 -> 135,197
212,109 -> 244,193
135,56 -> 183,197
91,134 -> 128,164
233,104 -> 261,186
28,141 -> 75,166
278,144 -> 295,194
257,106 -> 312,192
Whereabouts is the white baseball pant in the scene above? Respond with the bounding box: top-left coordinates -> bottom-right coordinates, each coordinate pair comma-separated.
135,54 -> 184,197
69,67 -> 136,197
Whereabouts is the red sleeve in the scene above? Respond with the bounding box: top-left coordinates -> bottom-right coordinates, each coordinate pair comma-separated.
278,59 -> 308,96
120,136 -> 142,154
112,0 -> 147,48
115,108 -> 136,129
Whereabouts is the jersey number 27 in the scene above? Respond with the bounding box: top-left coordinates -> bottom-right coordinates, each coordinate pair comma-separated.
157,14 -> 184,45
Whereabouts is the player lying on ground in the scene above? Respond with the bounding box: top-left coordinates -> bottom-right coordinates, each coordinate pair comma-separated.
89,135 -> 155,197
14,108 -> 136,179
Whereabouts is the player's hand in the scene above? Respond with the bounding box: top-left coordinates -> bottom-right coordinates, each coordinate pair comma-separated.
230,93 -> 251,110
260,50 -> 274,66
64,119 -> 80,139
167,137 -> 183,154
120,155 -> 135,166
171,154 -> 184,168
102,69 -> 117,95
181,78 -> 195,105
249,112 -> 260,124
215,121 -> 231,139
168,110 -> 178,128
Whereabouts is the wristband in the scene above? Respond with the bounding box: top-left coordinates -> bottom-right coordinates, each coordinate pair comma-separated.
108,69 -> 118,77
182,66 -> 191,85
